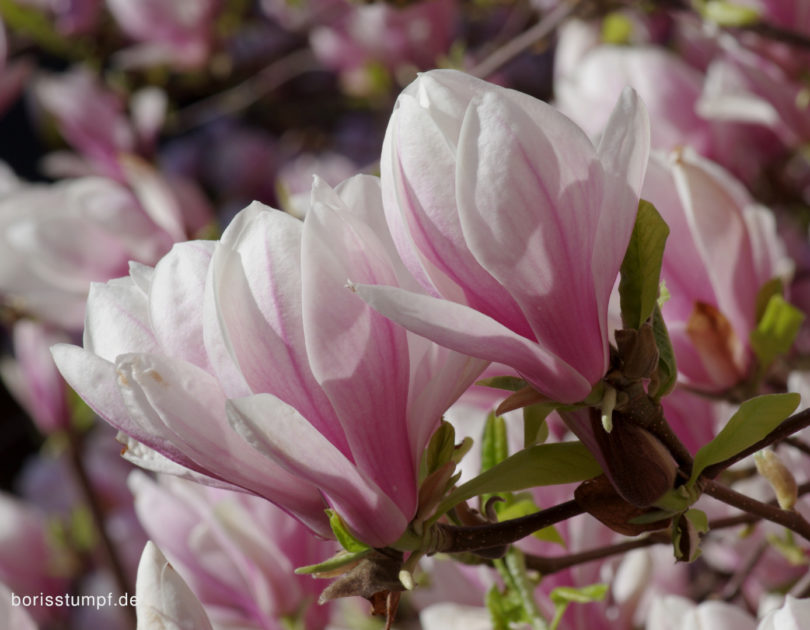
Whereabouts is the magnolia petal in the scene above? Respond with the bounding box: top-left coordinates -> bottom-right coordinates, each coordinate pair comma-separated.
135,541 -> 215,630
149,241 -> 215,372
304,178 -> 415,510
354,283 -> 591,403
456,89 -> 606,383
115,353 -> 330,536
211,202 -> 346,451
227,394 -> 408,547
83,275 -> 157,361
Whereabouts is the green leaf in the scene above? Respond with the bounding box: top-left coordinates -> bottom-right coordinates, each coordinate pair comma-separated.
481,413 -> 508,473
476,375 -> 529,391
685,508 -> 709,533
549,584 -> 608,630
524,403 -> 552,448
702,1 -> 761,27
430,442 -> 602,523
650,304 -> 677,401
326,510 -> 370,553
689,393 -> 801,484
619,200 -> 670,330
750,294 -> 805,369
294,549 -> 371,575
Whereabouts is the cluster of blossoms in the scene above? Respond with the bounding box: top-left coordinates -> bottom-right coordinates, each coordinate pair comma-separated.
3,1 -> 810,630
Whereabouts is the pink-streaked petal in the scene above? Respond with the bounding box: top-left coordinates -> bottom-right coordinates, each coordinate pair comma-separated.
671,149 -> 760,337
211,203 -> 347,452
149,241 -> 215,371
383,93 -> 532,334
227,394 -> 408,547
593,87 -> 650,340
303,178 -> 415,510
83,276 -> 158,360
456,90 -> 606,384
354,284 -> 592,404
115,353 -> 330,536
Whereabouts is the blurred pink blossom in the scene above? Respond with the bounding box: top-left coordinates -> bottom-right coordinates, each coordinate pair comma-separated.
643,149 -> 792,391
131,473 -> 334,629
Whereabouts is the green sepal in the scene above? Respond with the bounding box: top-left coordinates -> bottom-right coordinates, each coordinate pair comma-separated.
550,584 -> 608,630
750,293 -> 804,370
294,548 -> 372,575
701,0 -> 760,26
619,200 -> 670,330
649,304 -> 677,401
524,403 -> 552,448
476,375 -> 530,392
672,509 -> 708,562
754,278 -> 784,323
422,420 -> 456,481
326,509 -> 370,553
429,442 -> 602,525
689,393 -> 800,485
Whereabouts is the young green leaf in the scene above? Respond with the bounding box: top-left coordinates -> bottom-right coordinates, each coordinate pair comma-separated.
750,294 -> 805,370
619,200 -> 670,330
423,421 -> 456,479
754,278 -> 784,323
549,584 -> 608,630
326,509 -> 370,553
689,393 -> 800,484
430,442 -> 602,523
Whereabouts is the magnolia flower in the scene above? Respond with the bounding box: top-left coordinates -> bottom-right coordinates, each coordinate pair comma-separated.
135,542 -> 214,630
35,68 -> 167,180
758,596 -> 810,630
643,148 -> 792,391
310,0 -> 457,94
54,175 -> 486,547
130,473 -> 334,629
105,0 -> 219,69
355,69 -> 650,404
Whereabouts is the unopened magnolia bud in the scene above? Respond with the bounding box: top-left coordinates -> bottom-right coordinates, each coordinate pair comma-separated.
754,449 -> 798,511
615,323 -> 659,380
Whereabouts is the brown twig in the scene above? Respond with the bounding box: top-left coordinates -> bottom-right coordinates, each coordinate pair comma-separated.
66,431 -> 136,626
702,478 -> 810,542
432,500 -> 584,554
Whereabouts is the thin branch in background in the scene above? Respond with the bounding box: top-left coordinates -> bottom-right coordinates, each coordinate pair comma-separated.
720,540 -> 768,602
702,477 -> 810,542
66,431 -> 136,627
171,48 -> 321,133
470,0 -> 584,79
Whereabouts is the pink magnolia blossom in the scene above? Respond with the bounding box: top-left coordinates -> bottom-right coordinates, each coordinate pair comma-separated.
0,171 -> 206,330
35,68 -> 167,180
310,0 -> 457,94
105,0 -> 219,69
53,175 -> 486,547
0,321 -> 71,434
646,596 -> 756,630
354,69 -> 650,404
643,148 -> 792,391
130,473 -> 335,629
